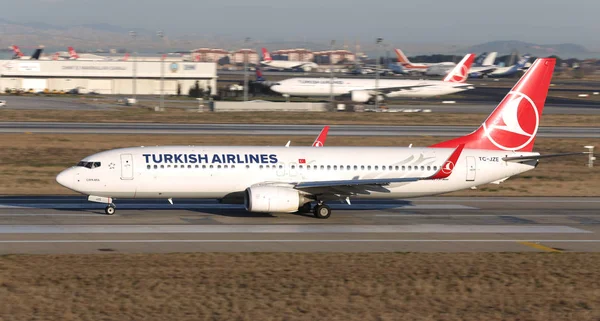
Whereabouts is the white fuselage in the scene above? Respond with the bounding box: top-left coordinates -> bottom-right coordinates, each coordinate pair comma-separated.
270,78 -> 470,98
261,60 -> 318,71
57,146 -> 536,200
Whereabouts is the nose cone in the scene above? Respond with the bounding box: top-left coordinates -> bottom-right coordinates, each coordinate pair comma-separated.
56,168 -> 75,190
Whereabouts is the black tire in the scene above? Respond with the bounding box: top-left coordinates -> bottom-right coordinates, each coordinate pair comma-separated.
313,204 -> 331,219
105,205 -> 116,215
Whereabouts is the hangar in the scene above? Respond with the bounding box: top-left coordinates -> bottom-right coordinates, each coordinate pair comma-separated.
0,60 -> 217,95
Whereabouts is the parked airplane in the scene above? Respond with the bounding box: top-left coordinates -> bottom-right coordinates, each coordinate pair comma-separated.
469,53 -> 529,78
394,49 -> 456,75
262,53 -> 476,102
260,48 -> 319,72
67,47 -> 106,61
485,55 -> 531,78
10,45 -> 43,60
56,58 -> 578,219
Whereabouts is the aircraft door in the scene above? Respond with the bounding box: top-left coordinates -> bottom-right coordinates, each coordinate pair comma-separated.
120,154 -> 134,180
276,163 -> 285,176
466,156 -> 476,181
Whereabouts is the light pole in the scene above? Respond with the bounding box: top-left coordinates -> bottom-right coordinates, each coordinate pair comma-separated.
375,37 -> 383,110
243,37 -> 250,102
329,40 -> 336,111
157,30 -> 165,110
129,31 -> 137,103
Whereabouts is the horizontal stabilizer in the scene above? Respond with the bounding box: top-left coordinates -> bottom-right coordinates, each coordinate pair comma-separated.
502,152 -> 587,162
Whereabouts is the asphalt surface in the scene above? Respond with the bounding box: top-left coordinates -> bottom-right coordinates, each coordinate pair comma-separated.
0,196 -> 598,254
2,92 -> 600,114
1,122 -> 598,138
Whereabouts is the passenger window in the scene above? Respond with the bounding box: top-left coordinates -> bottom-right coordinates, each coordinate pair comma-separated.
174,165 -> 178,169
266,165 -> 270,169
218,165 -> 221,169
334,165 -> 338,170
279,165 -> 283,169
203,165 -> 207,169
395,166 -> 399,170
382,166 -> 386,170
327,165 -> 331,170
361,165 -> 365,170
195,165 -> 199,168
210,165 -> 213,169
246,165 -> 250,169
427,166 -> 431,171
299,165 -> 303,169
147,165 -> 151,169
354,165 -> 358,170
224,165 -> 228,169
347,165 -> 351,170
408,166 -> 412,170
367,166 -> 371,170
188,165 -> 192,169
167,165 -> 171,168
260,165 -> 263,169
421,166 -> 424,171
161,165 -> 164,169
434,166 -> 438,171
291,165 -> 295,169
374,166 -> 379,170
232,165 -> 235,169
153,165 -> 158,169
320,165 -> 324,170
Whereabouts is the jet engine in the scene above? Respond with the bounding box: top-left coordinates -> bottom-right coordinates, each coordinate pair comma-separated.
351,90 -> 371,103
244,186 -> 305,213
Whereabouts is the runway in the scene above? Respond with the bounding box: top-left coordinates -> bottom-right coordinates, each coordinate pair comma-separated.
0,196 -> 599,254
1,122 -> 599,138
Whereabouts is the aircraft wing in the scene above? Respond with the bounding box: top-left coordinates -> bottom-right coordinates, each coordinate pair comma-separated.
293,144 -> 464,197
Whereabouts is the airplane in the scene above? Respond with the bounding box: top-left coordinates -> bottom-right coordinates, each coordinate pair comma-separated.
485,55 -> 531,78
469,53 -> 530,78
260,48 -> 319,72
56,58 -> 582,219
261,53 -> 476,102
67,47 -> 106,61
394,49 -> 457,75
10,45 -> 43,60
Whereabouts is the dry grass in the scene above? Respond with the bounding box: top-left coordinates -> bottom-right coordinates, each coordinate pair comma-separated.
0,253 -> 599,321
0,134 -> 597,196
1,108 -> 600,126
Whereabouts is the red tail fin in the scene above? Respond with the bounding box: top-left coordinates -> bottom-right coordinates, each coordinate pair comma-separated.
431,58 -> 556,152
312,126 -> 330,147
443,53 -> 475,83
12,45 -> 24,57
394,49 -> 410,64
122,53 -> 130,61
262,48 -> 272,62
68,46 -> 79,59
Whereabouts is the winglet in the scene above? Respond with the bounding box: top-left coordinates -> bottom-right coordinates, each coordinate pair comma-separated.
312,126 -> 330,147
427,144 -> 465,179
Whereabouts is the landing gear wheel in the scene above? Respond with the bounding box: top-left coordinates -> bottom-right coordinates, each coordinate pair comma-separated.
313,204 -> 331,219
104,205 -> 116,215
299,202 -> 313,213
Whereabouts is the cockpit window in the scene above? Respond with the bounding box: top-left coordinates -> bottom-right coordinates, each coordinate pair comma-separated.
76,161 -> 101,169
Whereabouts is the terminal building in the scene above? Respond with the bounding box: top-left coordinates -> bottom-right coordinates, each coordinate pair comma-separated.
0,60 -> 217,95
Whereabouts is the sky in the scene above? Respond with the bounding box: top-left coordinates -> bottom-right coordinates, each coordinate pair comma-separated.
2,0 -> 599,49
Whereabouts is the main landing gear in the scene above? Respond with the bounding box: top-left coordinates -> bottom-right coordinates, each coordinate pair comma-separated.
313,203 -> 331,219
104,204 -> 116,215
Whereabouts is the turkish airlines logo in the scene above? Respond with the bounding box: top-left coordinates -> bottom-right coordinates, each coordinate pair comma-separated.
482,91 -> 539,151
448,65 -> 468,82
441,161 -> 455,175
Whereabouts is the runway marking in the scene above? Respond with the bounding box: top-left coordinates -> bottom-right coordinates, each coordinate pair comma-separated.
0,239 -> 598,244
0,225 -> 589,234
0,204 -> 478,210
517,241 -> 563,253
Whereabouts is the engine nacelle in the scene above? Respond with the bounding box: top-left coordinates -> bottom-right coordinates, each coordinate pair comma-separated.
244,186 -> 302,213
351,90 -> 371,103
